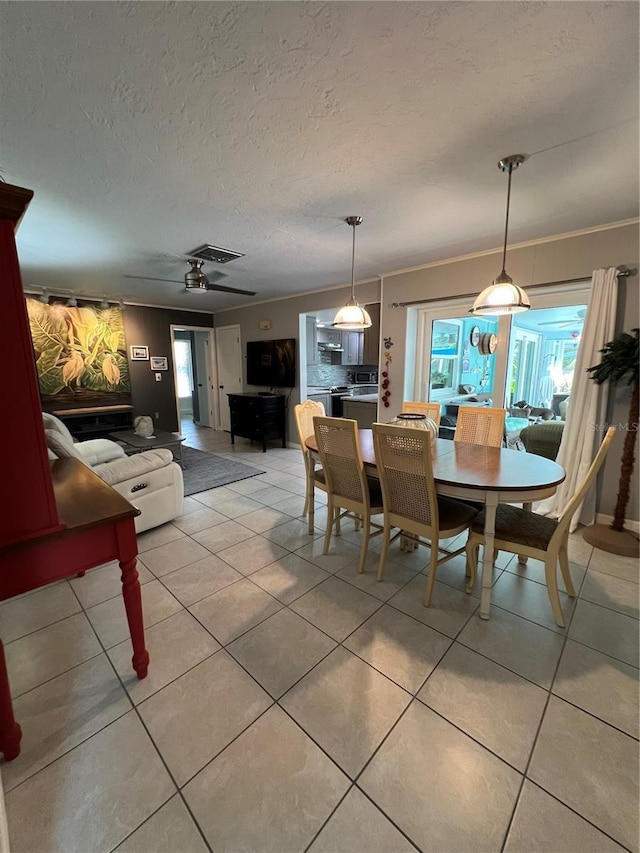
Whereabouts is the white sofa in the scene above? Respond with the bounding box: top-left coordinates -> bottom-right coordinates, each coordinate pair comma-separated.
42,413 -> 183,533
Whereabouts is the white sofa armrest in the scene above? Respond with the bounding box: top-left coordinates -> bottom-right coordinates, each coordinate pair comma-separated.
93,448 -> 174,487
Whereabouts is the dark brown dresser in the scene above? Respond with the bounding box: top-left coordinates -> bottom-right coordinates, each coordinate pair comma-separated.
228,393 -> 286,452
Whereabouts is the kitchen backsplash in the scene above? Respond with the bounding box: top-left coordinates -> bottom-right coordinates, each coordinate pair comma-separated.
308,363 -> 378,387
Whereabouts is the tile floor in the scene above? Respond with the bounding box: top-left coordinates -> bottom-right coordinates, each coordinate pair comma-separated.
1,424 -> 638,852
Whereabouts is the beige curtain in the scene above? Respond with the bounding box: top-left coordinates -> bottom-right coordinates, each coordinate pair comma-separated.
537,267 -> 618,529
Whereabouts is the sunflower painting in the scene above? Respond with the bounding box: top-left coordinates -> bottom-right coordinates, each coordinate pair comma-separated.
25,298 -> 131,408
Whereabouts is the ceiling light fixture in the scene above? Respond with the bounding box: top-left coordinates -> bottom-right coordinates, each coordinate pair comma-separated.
39,289 -> 48,304
184,258 -> 209,291
470,154 -> 531,316
119,298 -> 126,311
66,295 -> 77,307
332,216 -> 372,330
100,296 -> 110,309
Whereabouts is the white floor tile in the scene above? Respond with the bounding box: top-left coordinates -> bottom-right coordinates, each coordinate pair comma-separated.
281,646 -> 411,777
359,700 -> 521,852
115,795 -> 208,853
528,696 -> 639,850
5,712 -> 175,853
0,582 -> 80,643
139,650 -> 272,786
183,706 -> 349,853
189,578 -> 283,645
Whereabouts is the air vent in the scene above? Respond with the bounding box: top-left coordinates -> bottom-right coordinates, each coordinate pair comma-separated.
188,244 -> 244,264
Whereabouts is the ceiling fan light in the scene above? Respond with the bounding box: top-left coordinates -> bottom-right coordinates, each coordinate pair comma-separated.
66,295 -> 77,307
184,258 -> 209,291
332,300 -> 372,330
100,296 -> 110,309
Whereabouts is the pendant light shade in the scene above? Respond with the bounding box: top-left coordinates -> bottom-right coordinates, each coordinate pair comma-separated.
332,216 -> 372,330
471,154 -> 531,316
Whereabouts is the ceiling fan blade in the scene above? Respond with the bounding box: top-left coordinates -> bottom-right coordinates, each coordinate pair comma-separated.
123,274 -> 183,284
206,282 -> 257,296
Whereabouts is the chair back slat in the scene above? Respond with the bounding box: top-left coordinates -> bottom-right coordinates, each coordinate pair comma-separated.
373,423 -> 438,529
552,426 -> 616,543
313,417 -> 367,504
454,406 -> 506,448
294,399 -> 325,452
401,401 -> 441,428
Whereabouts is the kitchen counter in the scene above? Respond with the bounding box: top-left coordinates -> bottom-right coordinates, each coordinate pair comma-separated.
341,393 -> 378,402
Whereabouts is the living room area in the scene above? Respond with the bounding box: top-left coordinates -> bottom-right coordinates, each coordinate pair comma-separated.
1,2 -> 639,852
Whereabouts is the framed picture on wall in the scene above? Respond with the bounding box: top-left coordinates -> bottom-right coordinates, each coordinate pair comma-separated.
130,345 -> 149,361
150,356 -> 168,370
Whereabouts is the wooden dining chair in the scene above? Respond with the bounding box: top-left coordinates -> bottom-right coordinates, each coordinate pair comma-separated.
401,401 -> 441,427
313,416 -> 384,573
454,405 -> 506,448
373,423 -> 479,607
465,426 -> 616,627
294,400 -> 329,533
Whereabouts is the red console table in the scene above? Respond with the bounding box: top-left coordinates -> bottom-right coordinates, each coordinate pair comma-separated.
0,459 -> 148,760
0,183 -> 148,760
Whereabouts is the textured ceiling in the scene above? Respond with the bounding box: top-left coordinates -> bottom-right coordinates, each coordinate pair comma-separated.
2,1 -> 638,311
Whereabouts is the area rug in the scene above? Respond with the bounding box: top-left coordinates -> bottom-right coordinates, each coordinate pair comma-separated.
181,445 -> 266,496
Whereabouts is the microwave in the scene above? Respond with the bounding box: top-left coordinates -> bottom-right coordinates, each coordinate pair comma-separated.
354,371 -> 378,384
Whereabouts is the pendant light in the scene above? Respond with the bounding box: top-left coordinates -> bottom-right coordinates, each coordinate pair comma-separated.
332,216 -> 372,330
470,154 -> 531,316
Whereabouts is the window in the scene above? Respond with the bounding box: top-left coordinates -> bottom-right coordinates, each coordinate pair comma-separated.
411,285 -> 590,412
174,339 -> 194,398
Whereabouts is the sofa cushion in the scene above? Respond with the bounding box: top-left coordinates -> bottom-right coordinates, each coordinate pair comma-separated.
44,428 -> 83,461
42,412 -> 75,445
94,448 -> 174,487
74,439 -> 127,467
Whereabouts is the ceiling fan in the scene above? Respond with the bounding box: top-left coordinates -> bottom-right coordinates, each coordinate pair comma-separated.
124,259 -> 256,296
538,307 -> 587,328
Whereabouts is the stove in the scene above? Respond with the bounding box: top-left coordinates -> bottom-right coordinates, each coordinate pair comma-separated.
329,386 -> 350,417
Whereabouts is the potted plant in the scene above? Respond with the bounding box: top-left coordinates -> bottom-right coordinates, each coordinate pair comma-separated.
583,327 -> 639,556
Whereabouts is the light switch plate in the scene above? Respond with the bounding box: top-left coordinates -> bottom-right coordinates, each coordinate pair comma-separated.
155,373 -> 162,381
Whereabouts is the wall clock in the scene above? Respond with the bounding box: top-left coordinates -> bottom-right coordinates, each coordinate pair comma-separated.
469,325 -> 481,347
479,332 -> 497,355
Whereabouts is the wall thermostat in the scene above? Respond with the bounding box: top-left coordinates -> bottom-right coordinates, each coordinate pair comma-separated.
259,319 -> 272,330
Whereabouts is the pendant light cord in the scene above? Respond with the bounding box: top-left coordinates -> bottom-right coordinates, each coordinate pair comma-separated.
501,163 -> 513,275
351,221 -> 356,300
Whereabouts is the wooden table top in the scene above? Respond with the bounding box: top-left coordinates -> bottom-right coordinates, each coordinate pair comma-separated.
306,430 -> 565,494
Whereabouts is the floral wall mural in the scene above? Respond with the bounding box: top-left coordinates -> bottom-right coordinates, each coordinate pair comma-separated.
25,297 -> 131,409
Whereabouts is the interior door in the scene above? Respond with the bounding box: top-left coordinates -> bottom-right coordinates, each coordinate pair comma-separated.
193,331 -> 212,427
215,325 -> 243,432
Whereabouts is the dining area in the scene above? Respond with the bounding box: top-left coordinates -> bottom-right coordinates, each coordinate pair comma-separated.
296,399 -> 615,628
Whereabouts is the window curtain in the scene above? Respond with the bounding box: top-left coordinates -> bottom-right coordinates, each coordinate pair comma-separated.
536,267 -> 618,529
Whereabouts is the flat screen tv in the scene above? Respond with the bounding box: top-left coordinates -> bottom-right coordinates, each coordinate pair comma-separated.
246,338 -> 296,388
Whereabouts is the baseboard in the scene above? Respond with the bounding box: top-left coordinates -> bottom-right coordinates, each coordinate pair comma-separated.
594,513 -> 640,534
0,767 -> 9,853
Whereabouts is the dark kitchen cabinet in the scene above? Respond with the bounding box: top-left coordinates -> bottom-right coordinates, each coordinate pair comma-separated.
228,393 -> 286,452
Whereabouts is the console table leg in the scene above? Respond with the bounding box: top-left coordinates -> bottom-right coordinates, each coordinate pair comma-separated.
120,557 -> 149,679
0,641 -> 22,760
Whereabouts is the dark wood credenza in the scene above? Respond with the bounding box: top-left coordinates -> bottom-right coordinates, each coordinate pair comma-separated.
228,393 -> 286,452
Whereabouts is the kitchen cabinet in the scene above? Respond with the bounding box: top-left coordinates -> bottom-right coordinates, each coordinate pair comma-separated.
306,316 -> 318,365
317,328 -> 342,344
362,303 -> 381,365
342,397 -> 378,429
341,331 -> 363,365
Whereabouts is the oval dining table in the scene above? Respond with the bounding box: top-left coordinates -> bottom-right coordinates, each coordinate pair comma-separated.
305,430 -> 565,620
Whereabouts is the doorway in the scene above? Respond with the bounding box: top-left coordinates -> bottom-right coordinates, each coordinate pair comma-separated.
171,326 -> 215,433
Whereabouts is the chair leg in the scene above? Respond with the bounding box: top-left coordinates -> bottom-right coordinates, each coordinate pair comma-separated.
558,544 -> 575,597
423,543 -> 439,607
465,542 -> 478,593
322,500 -> 334,555
544,556 -> 566,628
358,511 -> 370,574
377,520 -> 392,581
